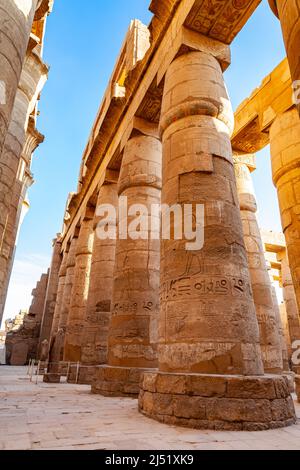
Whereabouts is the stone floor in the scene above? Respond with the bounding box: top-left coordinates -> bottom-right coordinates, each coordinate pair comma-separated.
0,366 -> 300,450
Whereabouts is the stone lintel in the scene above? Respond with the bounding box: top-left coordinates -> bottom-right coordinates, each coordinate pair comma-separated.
261,230 -> 286,254
121,117 -> 159,151
158,26 -> 231,85
232,58 -> 292,154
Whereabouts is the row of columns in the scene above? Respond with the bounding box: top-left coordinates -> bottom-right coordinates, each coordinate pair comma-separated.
44,46 -> 299,430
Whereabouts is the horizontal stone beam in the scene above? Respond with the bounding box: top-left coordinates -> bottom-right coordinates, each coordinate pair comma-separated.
232,58 -> 293,153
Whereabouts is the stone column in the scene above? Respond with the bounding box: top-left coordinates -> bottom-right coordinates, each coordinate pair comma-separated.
44,247 -> 69,383
50,249 -> 68,338
64,217 -> 94,364
58,237 -> 78,337
233,153 -> 283,373
279,303 -> 292,360
0,49 -> 47,325
80,183 -> 118,384
278,250 -> 300,347
38,237 -> 62,356
92,133 -> 162,398
139,50 -> 295,430
269,0 -> 300,114
0,0 -> 38,155
270,109 -> 300,317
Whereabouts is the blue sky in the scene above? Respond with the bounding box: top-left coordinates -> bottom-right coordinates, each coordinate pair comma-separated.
2,0 -> 287,326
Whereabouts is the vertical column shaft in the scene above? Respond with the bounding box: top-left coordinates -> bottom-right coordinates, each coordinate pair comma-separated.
280,250 -> 300,346
38,238 -> 62,353
92,133 -> 162,397
64,219 -> 94,362
234,154 -> 283,373
270,109 -> 300,316
81,183 -> 118,366
158,52 -> 262,376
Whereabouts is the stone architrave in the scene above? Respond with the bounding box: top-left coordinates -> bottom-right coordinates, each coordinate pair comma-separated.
139,49 -> 296,430
92,132 -> 162,397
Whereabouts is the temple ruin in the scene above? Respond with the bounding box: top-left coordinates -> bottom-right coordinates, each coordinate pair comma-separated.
1,0 -> 300,435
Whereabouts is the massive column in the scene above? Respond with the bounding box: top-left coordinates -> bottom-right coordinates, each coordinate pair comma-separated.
269,0 -> 300,114
278,250 -> 300,348
57,237 -> 78,337
270,109 -> 300,318
139,50 -> 295,430
0,45 -> 48,324
38,237 -> 62,355
92,132 -> 161,397
50,249 -> 68,338
64,217 -> 94,363
80,182 -> 118,383
233,153 -> 283,373
0,0 -> 38,155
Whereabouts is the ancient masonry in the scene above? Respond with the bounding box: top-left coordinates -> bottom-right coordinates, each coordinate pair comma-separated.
0,0 -> 54,325
3,0 -> 300,430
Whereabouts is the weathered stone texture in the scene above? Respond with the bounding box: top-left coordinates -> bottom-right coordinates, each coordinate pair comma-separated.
92,133 -> 162,396
81,183 -> 118,366
0,0 -> 37,155
64,219 -> 94,362
139,372 -> 296,430
234,154 -> 283,373
270,109 -> 300,318
269,0 -> 300,113
158,50 -> 263,376
280,250 -> 300,347
38,238 -> 62,355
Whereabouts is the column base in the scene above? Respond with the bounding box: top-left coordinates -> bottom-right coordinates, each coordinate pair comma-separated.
139,372 -> 296,431
295,376 -> 300,403
91,365 -> 153,398
67,365 -> 97,385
